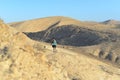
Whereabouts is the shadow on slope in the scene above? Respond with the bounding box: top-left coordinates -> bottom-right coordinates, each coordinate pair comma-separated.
24,24 -> 119,46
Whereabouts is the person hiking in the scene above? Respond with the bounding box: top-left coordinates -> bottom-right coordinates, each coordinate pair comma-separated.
51,38 -> 57,52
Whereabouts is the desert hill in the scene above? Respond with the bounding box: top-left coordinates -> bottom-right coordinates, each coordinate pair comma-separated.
101,19 -> 120,25
9,16 -> 120,46
1,20 -> 120,80
9,16 -> 117,32
9,16 -> 120,67
0,21 -> 70,80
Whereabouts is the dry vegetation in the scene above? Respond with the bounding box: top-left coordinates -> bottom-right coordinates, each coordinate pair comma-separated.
6,16 -> 120,80
10,16 -> 120,65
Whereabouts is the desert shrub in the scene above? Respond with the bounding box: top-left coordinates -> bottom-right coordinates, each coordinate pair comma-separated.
72,78 -> 81,80
105,52 -> 113,61
115,56 -> 120,64
0,46 -> 10,61
99,50 -> 104,58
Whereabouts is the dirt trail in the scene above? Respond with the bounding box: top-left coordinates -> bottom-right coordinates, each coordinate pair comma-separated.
40,43 -> 120,80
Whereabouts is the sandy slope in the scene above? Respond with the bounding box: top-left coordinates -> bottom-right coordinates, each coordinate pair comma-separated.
10,16 -> 120,66
9,16 -> 116,32
0,21 -> 70,80
1,20 -> 120,80
42,43 -> 120,80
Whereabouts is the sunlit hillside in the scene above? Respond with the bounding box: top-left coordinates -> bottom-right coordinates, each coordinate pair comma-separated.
1,19 -> 120,80
9,16 -> 118,32
9,16 -> 120,66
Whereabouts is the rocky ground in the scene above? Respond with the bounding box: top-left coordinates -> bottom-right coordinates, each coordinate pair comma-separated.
1,20 -> 120,80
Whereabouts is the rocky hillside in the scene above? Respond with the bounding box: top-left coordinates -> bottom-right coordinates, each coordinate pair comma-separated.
24,24 -> 120,46
101,19 -> 120,25
9,16 -> 120,46
0,21 -> 70,80
9,16 -> 120,67
1,19 -> 120,80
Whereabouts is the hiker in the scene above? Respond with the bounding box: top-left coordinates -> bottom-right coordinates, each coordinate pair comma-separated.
51,38 -> 57,52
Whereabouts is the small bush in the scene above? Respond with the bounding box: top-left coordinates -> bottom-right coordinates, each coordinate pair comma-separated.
0,46 -> 10,61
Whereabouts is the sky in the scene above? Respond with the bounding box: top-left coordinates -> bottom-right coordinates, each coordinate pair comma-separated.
0,0 -> 120,23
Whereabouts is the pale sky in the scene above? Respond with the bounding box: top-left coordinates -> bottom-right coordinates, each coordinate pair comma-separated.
0,0 -> 120,23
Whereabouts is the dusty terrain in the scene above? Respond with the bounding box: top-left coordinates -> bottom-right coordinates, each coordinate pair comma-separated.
10,16 -> 119,32
10,16 -> 120,65
0,20 -> 70,80
0,18 -> 119,80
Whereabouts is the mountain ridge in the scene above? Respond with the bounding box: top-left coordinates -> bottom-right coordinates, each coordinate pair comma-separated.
9,16 -> 120,67
1,21 -> 120,80
101,19 -> 120,25
9,16 -> 119,32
